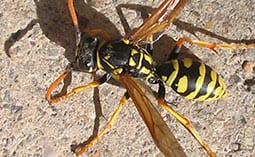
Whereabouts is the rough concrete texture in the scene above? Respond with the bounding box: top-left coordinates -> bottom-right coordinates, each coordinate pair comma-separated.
1,0 -> 255,157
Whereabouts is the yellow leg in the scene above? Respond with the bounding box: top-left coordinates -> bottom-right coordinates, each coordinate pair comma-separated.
157,98 -> 216,157
176,37 -> 255,50
75,92 -> 129,156
46,66 -> 72,104
47,79 -> 102,104
46,65 -> 110,104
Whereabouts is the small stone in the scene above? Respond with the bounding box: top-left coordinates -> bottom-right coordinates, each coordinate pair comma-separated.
242,60 -> 254,73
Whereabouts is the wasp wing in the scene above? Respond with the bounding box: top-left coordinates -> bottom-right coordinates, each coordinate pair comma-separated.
119,74 -> 186,157
124,0 -> 189,44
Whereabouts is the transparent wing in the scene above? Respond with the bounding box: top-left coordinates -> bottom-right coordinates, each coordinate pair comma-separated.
124,0 -> 189,43
119,74 -> 187,157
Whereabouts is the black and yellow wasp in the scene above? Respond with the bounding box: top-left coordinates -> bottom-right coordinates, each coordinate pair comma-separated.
46,0 -> 255,156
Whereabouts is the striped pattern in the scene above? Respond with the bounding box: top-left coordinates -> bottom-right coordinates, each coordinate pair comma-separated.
97,40 -> 156,81
156,58 -> 227,101
128,47 -> 155,79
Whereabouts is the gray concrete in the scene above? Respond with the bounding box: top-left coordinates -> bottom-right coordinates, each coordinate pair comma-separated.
1,0 -> 255,156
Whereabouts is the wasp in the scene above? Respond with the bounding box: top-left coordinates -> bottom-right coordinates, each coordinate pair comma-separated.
46,0 -> 255,156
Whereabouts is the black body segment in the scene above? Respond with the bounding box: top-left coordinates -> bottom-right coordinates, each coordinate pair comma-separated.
96,39 -> 158,82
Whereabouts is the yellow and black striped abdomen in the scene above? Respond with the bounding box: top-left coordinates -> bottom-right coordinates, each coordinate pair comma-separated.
156,58 -> 227,101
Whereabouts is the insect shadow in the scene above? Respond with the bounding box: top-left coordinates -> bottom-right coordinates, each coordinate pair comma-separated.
4,0 -> 255,154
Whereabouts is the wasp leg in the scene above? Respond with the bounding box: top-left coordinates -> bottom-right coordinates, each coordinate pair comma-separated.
46,72 -> 111,104
169,37 -> 255,60
158,98 -> 216,157
74,92 -> 130,156
156,81 -> 216,157
145,35 -> 154,55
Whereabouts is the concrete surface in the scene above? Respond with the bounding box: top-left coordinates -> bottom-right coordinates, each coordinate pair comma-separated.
1,0 -> 255,157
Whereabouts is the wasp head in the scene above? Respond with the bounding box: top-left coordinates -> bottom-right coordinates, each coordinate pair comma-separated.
75,33 -> 98,72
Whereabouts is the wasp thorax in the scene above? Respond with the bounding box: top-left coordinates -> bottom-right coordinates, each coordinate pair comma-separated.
75,34 -> 99,72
